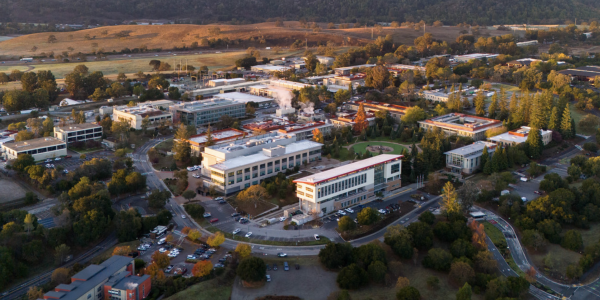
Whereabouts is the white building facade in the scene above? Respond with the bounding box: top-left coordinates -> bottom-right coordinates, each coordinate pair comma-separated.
3,137 -> 67,161
293,155 -> 402,216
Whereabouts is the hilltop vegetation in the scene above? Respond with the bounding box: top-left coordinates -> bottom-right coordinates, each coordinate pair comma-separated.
0,0 -> 599,25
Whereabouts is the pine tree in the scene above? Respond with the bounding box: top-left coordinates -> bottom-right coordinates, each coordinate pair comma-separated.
491,149 -> 501,173
498,86 -> 509,120
483,159 -> 493,175
480,146 -> 489,171
560,104 -> 573,139
548,107 -> 560,131
571,118 -> 577,137
509,94 -> 522,125
488,93 -> 498,119
526,127 -> 544,159
529,94 -> 546,129
205,124 -> 215,146
411,143 -> 418,159
348,82 -> 353,95
456,283 -> 472,300
474,91 -> 486,116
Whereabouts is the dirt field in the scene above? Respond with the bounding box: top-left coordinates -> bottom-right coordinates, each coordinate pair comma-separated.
0,22 -> 508,59
0,178 -> 29,203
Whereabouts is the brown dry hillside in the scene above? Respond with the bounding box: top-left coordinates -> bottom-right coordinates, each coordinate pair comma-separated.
0,22 -> 506,58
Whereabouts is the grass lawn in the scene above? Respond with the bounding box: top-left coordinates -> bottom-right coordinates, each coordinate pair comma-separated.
579,223 -> 600,248
165,279 -> 232,300
529,243 -> 580,278
0,81 -> 23,91
154,138 -> 174,152
352,141 -> 407,155
482,221 -> 504,245
228,198 -> 278,217
349,256 -> 485,300
570,105 -> 595,135
205,227 -> 331,246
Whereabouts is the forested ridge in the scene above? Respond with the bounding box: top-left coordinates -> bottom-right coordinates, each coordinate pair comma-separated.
0,0 -> 599,25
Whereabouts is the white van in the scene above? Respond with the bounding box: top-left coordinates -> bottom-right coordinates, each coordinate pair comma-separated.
520,177 -> 528,182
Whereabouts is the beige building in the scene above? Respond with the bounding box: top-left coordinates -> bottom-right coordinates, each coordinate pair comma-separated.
2,137 -> 67,161
113,104 -> 173,130
54,123 -> 103,143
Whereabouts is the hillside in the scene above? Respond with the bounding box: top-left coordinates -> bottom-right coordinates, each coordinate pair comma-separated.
0,0 -> 599,25
0,23 -> 506,58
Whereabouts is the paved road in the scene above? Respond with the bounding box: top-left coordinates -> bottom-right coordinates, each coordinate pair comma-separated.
0,234 -> 118,300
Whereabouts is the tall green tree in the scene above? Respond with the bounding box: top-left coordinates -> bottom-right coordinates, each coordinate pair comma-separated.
456,283 -> 472,300
487,93 -> 498,119
474,91 -> 486,116
548,106 -> 560,131
526,127 -> 544,159
560,104 -> 573,139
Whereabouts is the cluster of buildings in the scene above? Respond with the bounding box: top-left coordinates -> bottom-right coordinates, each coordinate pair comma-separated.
419,113 -> 554,175
41,256 -> 150,300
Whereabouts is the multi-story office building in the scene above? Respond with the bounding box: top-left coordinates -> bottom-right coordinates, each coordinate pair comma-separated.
293,154 -> 402,215
444,141 -> 497,174
418,113 -> 502,141
334,64 -> 376,76
54,123 -> 103,143
2,137 -> 67,161
171,99 -> 245,126
213,92 -> 275,108
42,255 -> 150,300
202,132 -> 322,194
488,126 -> 552,147
113,105 -> 173,130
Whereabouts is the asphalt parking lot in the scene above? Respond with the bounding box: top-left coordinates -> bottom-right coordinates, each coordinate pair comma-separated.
136,236 -> 231,277
38,149 -> 116,172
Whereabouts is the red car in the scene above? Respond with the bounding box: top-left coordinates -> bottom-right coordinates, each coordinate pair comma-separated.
209,218 -> 219,223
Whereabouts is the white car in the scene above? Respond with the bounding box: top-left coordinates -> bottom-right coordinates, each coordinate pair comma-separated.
338,210 -> 346,216
279,217 -> 286,222
214,197 -> 224,201
55,157 -> 61,161
193,174 -> 200,178
187,255 -> 197,260
168,252 -> 178,258
314,234 -> 320,241
233,228 -> 241,235
378,209 -> 387,214
203,212 -> 212,218
245,232 -> 253,238
345,208 -> 354,213
45,159 -> 52,163
181,215 -> 186,219
187,167 -> 195,172
159,248 -> 167,253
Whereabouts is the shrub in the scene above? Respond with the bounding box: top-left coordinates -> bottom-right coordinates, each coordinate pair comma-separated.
396,286 -> 421,300
237,257 -> 266,282
336,264 -> 368,289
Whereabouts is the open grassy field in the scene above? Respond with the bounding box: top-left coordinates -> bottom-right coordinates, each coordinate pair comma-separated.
0,81 -> 23,92
353,141 -> 407,155
0,49 -> 306,79
570,105 -> 596,135
0,22 -> 509,59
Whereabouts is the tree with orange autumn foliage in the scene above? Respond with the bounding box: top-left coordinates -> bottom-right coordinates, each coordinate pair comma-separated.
192,260 -> 213,277
353,103 -> 369,134
145,262 -> 165,280
525,266 -> 537,283
151,251 -> 170,268
469,220 -> 487,249
181,226 -> 191,234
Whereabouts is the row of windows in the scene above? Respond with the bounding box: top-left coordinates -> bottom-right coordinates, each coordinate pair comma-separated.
226,163 -> 297,185
230,155 -> 304,177
19,144 -> 66,155
340,195 -> 366,207
390,163 -> 400,174
318,173 -> 366,198
66,133 -> 102,142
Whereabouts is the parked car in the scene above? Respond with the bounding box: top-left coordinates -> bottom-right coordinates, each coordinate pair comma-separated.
231,212 -> 240,217
279,216 -> 286,222
187,255 -> 197,260
214,197 -> 224,201
338,210 -> 346,215
273,263 -> 278,270
245,232 -> 253,238
277,253 -> 287,257
232,228 -> 241,235
345,208 -> 354,213
203,212 -> 212,218
314,234 -> 320,241
209,218 -> 219,223
165,265 -> 174,273
266,275 -> 271,282
219,200 -> 227,204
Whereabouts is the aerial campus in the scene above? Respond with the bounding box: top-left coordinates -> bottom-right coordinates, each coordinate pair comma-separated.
2,8 -> 600,300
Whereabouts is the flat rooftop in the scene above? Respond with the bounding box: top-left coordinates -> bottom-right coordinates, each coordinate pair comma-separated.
488,126 -> 551,144
444,141 -> 497,158
334,64 -> 376,71
209,140 -> 321,170
170,99 -> 241,112
252,65 -> 292,71
3,137 -> 65,152
56,123 -> 102,131
454,53 -> 499,60
294,154 -> 402,184
209,133 -> 295,153
350,100 -> 409,113
419,113 -> 501,132
213,92 -> 273,103
187,129 -> 246,145
558,66 -> 600,77
115,105 -> 169,116
279,121 -> 330,133
209,78 -> 246,83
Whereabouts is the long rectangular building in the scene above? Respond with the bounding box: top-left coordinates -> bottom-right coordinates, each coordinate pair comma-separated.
444,141 -> 497,174
54,123 -> 103,143
202,132 -> 322,194
185,128 -> 249,156
293,154 -> 402,216
3,137 -> 67,161
42,255 -> 150,300
488,126 -> 552,146
171,99 -> 246,126
344,100 -> 409,123
418,113 -> 502,141
113,104 -> 173,130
